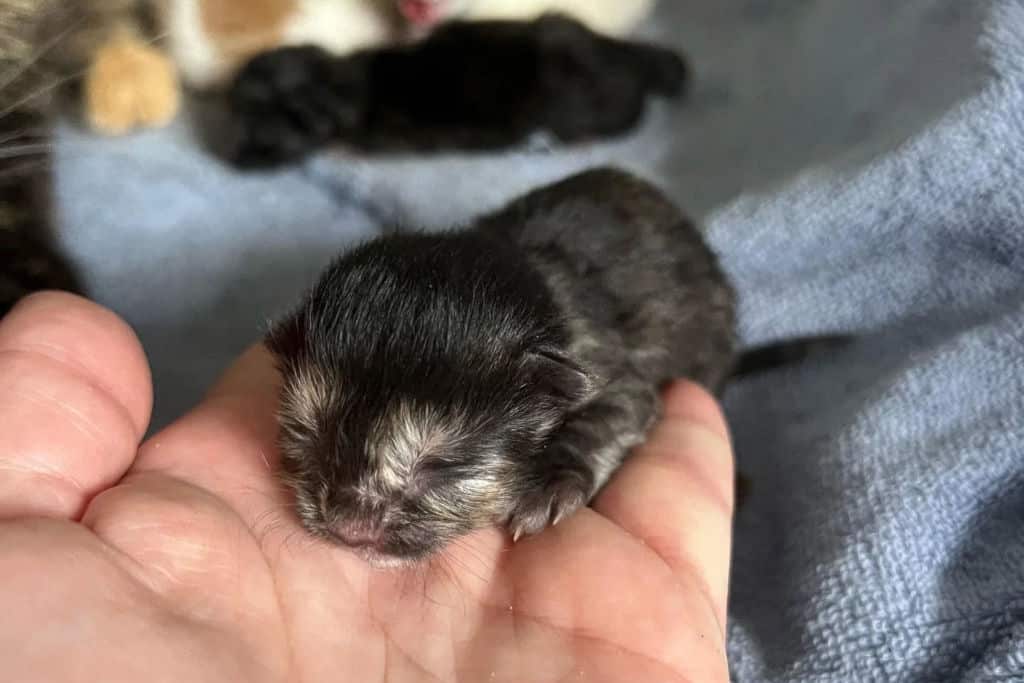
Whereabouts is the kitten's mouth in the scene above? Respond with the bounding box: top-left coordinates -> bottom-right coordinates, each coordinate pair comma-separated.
325,527 -> 433,568
398,0 -> 442,27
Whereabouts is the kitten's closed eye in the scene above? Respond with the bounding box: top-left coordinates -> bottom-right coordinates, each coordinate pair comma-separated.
412,460 -> 468,491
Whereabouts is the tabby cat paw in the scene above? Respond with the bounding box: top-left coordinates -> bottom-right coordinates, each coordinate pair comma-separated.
506,469 -> 592,542
86,35 -> 181,136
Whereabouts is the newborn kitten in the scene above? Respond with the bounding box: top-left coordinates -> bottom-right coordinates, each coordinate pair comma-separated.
227,14 -> 688,166
266,167 -> 736,566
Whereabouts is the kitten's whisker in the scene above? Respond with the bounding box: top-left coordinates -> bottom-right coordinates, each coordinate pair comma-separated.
0,64 -> 93,123
0,127 -> 49,146
0,159 -> 51,180
0,143 -> 54,159
440,544 -> 488,586
144,30 -> 172,46
419,555 -> 463,609
449,537 -> 493,576
0,15 -> 85,95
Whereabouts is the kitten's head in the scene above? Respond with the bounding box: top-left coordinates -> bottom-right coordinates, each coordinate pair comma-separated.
267,232 -> 596,566
227,45 -> 369,167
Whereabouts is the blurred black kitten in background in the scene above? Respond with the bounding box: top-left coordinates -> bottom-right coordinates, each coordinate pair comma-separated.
227,13 -> 688,167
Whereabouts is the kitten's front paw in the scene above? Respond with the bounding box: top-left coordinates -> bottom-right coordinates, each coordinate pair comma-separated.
227,46 -> 363,168
86,35 -> 181,136
506,467 -> 592,542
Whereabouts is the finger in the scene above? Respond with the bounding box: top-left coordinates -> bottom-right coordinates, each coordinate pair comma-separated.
131,344 -> 289,528
0,292 -> 152,519
593,380 -> 735,632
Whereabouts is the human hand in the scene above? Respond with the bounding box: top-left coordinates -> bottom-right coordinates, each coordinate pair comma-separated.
0,293 -> 734,682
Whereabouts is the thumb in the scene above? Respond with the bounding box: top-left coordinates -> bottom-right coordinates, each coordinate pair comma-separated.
592,380 -> 735,632
0,292 -> 151,520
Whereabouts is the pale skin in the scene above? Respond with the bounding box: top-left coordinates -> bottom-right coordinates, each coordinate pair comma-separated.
0,292 -> 734,682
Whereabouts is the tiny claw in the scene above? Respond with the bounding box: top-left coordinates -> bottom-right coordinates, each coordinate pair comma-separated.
505,470 -> 589,541
551,487 -> 586,527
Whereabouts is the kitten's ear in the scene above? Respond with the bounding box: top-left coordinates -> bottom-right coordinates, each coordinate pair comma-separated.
525,347 -> 600,408
266,310 -> 309,365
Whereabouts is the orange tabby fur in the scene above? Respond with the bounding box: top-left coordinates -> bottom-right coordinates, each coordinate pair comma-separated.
199,0 -> 297,66
86,27 -> 181,135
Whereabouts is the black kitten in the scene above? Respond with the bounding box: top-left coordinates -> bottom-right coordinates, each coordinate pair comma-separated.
266,167 -> 737,565
227,14 -> 689,167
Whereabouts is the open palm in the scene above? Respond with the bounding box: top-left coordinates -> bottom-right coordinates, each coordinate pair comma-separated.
0,293 -> 733,683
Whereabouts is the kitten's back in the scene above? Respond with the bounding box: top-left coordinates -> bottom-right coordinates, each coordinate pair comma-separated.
479,167 -> 738,389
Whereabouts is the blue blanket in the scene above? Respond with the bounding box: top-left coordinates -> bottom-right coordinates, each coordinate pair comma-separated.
55,0 -> 1024,679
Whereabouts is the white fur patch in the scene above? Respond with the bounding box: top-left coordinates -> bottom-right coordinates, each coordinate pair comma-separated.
282,0 -> 394,56
367,400 -> 455,491
164,0 -> 227,88
364,399 -> 513,523
459,0 -> 654,35
281,362 -> 336,432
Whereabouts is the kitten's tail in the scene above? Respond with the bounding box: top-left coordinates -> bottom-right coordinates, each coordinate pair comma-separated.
730,335 -> 851,380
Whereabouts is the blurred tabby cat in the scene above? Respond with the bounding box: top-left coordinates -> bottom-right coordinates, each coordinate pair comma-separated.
0,1 -> 78,314
0,0 -> 182,314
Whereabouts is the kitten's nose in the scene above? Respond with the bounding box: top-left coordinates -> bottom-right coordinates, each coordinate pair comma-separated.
330,519 -> 382,548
